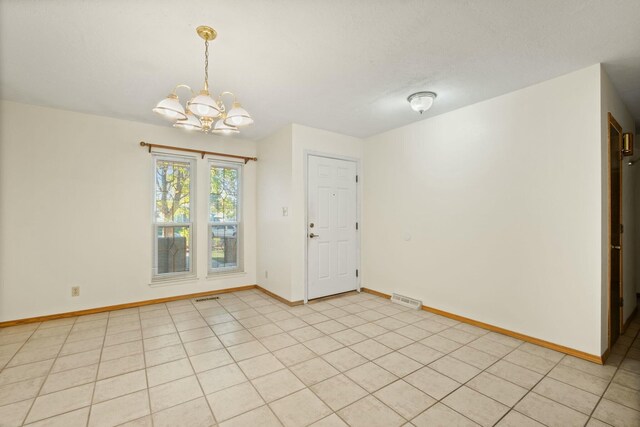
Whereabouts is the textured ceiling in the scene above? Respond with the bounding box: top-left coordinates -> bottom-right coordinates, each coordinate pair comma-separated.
1,0 -> 639,140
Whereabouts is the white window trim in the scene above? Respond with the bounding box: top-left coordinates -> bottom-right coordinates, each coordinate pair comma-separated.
208,159 -> 243,275
151,153 -> 197,282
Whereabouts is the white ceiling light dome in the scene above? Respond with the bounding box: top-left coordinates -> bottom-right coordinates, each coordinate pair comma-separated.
187,91 -> 222,118
173,111 -> 202,131
153,94 -> 187,121
212,114 -> 239,135
408,91 -> 437,114
224,102 -> 254,127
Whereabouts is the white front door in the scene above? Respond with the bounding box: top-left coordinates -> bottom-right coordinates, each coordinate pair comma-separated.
307,155 -> 358,300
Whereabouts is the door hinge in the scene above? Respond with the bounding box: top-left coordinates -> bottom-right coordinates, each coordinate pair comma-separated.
355,175 -> 358,183
356,222 -> 359,230
356,269 -> 359,278
621,224 -> 624,234
620,298 -> 624,307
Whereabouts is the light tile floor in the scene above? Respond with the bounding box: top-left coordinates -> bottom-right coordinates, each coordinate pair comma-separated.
0,290 -> 639,427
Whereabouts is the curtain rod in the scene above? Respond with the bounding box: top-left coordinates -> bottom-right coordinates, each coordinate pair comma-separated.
139,141 -> 257,164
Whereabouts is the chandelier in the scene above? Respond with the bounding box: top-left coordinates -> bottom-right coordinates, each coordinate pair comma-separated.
153,26 -> 253,135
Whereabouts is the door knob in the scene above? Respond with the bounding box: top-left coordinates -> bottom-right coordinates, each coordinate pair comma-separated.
309,233 -> 320,238
612,245 -> 621,250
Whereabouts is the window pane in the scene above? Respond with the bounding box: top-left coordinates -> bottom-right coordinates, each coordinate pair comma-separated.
155,159 -> 191,223
210,225 -> 238,269
209,166 -> 238,222
156,225 -> 191,274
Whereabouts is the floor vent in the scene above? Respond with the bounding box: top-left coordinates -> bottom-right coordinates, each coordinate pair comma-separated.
195,296 -> 220,302
390,293 -> 422,310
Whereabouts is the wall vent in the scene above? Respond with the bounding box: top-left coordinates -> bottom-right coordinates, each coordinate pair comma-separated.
390,293 -> 422,310
195,296 -> 220,302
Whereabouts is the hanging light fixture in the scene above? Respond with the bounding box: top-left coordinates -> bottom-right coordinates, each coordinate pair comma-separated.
407,91 -> 437,114
153,26 -> 253,135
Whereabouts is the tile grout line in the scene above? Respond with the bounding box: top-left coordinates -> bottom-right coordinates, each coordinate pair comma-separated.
204,292 -> 312,426
311,297 -> 483,425
20,316 -> 80,426
225,292 -> 531,426
163,298 -> 219,426
272,295 -> 462,425
4,319 -> 111,425
214,291 -> 318,426
304,300 -> 594,426
489,342 -> 568,426
84,313 -> 111,427
395,330 -> 530,426
586,315 -> 640,425
0,323 -> 41,372
138,306 -> 155,427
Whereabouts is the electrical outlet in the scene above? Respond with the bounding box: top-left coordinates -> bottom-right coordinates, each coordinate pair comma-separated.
282,207 -> 288,216
265,270 -> 268,279
71,286 -> 80,297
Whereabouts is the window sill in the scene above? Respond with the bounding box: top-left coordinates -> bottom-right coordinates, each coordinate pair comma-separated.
149,275 -> 199,288
206,270 -> 246,280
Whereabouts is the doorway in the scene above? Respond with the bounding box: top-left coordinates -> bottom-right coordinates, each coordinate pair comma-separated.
608,112 -> 623,348
306,154 -> 359,300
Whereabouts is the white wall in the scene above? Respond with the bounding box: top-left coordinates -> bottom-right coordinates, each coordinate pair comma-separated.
600,67 -> 638,351
0,101 -> 257,322
362,65 -> 603,355
256,125 -> 293,300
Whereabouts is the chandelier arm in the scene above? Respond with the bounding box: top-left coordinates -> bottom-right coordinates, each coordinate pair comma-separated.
217,91 -> 236,110
219,91 -> 236,102
172,84 -> 195,96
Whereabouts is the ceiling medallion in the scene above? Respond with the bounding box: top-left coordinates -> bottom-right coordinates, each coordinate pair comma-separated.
153,26 -> 253,135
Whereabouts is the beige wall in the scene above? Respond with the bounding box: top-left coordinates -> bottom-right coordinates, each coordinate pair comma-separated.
256,125 -> 294,300
362,65 -> 603,355
0,101 -> 257,321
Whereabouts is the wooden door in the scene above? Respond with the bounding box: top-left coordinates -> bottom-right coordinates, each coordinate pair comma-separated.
608,113 -> 623,347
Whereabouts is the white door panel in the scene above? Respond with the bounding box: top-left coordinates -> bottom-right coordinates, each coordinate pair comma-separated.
308,155 -> 357,300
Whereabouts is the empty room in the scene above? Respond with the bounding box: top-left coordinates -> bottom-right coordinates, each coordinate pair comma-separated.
1,1 -> 640,426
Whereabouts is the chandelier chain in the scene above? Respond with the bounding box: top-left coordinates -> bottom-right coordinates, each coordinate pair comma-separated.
204,39 -> 209,92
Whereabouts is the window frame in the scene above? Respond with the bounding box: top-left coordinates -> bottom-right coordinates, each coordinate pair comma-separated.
151,153 -> 197,282
208,159 -> 243,275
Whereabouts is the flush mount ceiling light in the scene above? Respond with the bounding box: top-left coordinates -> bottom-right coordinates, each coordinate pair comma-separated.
153,26 -> 253,135
407,91 -> 437,114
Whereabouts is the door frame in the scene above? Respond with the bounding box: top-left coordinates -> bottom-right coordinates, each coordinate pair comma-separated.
607,112 -> 623,352
304,151 -> 361,304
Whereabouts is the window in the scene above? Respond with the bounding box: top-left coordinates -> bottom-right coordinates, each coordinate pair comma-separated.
153,156 -> 195,279
209,161 -> 242,273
